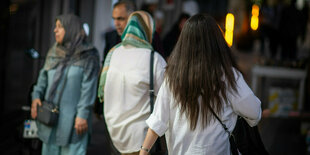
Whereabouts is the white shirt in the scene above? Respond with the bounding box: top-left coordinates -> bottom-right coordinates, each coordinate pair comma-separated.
104,45 -> 166,153
146,70 -> 262,155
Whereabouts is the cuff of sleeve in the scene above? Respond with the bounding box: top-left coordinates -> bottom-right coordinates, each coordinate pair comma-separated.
146,114 -> 167,137
247,108 -> 262,127
77,110 -> 89,120
32,93 -> 41,101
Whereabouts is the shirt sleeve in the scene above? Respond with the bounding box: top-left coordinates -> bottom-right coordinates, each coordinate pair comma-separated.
76,53 -> 100,119
230,70 -> 262,127
32,69 -> 48,101
146,80 -> 170,136
153,52 -> 167,96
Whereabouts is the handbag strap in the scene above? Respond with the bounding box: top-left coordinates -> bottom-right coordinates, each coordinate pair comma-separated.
47,65 -> 70,106
208,105 -> 231,136
56,67 -> 69,105
208,105 -> 240,155
149,50 -> 155,112
149,51 -> 165,153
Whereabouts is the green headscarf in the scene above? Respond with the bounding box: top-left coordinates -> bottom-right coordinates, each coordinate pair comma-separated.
98,11 -> 155,102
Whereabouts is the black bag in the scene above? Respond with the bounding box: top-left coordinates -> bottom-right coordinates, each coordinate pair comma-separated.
210,107 -> 269,155
36,101 -> 59,126
36,66 -> 69,126
230,116 -> 269,155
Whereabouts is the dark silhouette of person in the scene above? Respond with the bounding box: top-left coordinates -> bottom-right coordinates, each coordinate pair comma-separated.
163,13 -> 190,59
259,0 -> 284,59
279,0 -> 308,61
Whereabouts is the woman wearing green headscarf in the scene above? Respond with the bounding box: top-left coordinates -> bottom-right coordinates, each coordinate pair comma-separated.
31,14 -> 100,155
97,11 -> 166,154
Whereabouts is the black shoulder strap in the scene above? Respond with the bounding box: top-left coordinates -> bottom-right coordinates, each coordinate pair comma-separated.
56,67 -> 69,105
47,65 -> 69,107
208,105 -> 231,136
150,50 -> 155,112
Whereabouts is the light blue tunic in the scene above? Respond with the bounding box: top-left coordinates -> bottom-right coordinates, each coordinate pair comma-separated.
32,49 -> 99,149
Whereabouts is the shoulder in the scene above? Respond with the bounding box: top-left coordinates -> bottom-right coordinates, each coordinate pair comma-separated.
105,30 -> 118,37
154,51 -> 167,65
232,68 -> 242,80
105,30 -> 120,45
80,48 -> 100,68
86,48 -> 99,57
86,48 -> 100,63
230,68 -> 253,97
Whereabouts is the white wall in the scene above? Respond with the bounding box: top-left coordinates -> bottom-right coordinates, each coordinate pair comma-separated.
92,0 -> 114,63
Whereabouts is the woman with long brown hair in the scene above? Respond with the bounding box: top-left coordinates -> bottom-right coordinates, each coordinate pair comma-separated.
139,14 -> 262,154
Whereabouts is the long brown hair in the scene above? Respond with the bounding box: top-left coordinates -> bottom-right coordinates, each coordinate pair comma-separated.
165,14 -> 239,130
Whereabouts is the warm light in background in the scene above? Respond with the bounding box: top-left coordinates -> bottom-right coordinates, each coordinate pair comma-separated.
9,4 -> 18,14
225,32 -> 233,47
225,13 -> 234,47
252,4 -> 259,16
251,4 -> 259,30
251,16 -> 259,30
225,13 -> 234,31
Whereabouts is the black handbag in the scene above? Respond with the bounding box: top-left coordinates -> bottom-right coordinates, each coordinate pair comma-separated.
37,101 -> 59,126
231,116 -> 269,155
36,67 -> 69,126
210,108 -> 269,155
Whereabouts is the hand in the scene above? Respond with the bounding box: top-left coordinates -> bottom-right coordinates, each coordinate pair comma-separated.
262,109 -> 271,118
31,98 -> 42,119
74,117 -> 88,135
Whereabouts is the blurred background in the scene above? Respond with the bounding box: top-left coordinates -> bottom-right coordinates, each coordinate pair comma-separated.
0,0 -> 310,154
